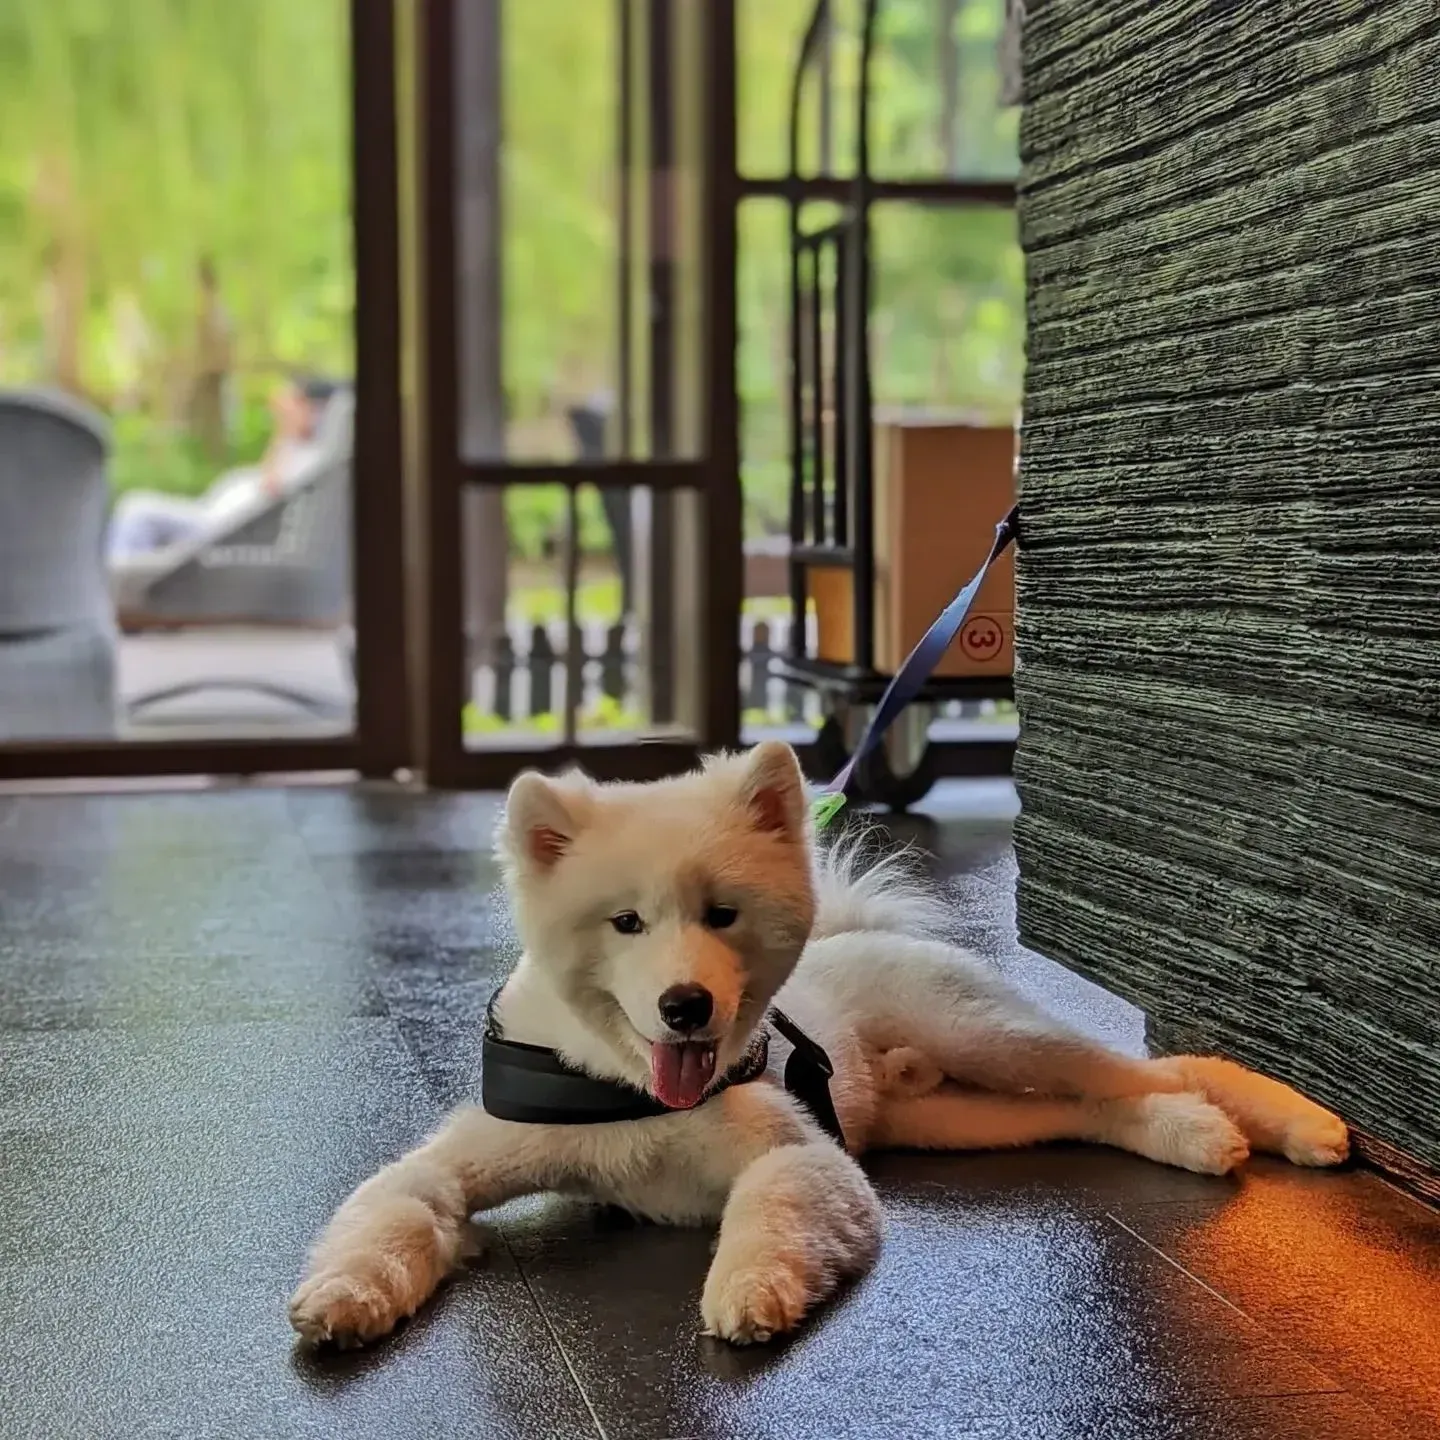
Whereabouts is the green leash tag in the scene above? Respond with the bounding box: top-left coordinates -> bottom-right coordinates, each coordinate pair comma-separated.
811,791 -> 847,830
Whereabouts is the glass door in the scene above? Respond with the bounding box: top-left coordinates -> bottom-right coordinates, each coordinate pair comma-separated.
401,0 -> 741,786
0,0 -> 407,781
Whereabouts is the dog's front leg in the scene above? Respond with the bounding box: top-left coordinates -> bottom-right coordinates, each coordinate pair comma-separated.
289,1106 -> 542,1347
701,1141 -> 882,1344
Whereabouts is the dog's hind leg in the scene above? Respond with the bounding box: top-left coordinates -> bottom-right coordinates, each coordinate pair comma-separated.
701,1141 -> 883,1344
1153,1054 -> 1349,1167
890,994 -> 1183,1103
838,940 -> 1185,1102
872,977 -> 1347,1170
872,1087 -> 1250,1175
289,1106 -> 552,1348
859,948 -> 1346,1164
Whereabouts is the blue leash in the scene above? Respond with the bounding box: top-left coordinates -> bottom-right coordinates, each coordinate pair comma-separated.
812,504 -> 1018,826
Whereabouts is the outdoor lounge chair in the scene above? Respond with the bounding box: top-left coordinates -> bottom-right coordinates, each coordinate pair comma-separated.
0,388 -> 118,741
113,392 -> 354,722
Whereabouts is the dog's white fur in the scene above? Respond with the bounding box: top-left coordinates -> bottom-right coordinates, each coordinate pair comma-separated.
290,743 -> 1349,1348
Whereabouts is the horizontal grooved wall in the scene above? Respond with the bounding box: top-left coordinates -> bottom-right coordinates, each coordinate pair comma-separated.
1013,0 -> 1440,1170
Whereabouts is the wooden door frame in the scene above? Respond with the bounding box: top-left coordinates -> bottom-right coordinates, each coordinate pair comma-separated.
403,0 -> 740,789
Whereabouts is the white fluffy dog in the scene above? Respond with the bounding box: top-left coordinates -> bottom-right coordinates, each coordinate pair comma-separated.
290,742 -> 1349,1348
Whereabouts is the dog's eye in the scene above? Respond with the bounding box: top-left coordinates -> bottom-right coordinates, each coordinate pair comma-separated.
609,911 -> 645,935
703,904 -> 739,930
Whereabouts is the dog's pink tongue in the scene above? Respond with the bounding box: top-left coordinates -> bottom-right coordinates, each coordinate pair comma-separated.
650,1042 -> 717,1109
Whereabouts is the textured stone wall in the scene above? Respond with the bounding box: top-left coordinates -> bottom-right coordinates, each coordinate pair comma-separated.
1013,1 -> 1440,1173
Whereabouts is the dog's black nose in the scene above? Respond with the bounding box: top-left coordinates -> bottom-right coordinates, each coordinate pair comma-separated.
658,983 -> 713,1034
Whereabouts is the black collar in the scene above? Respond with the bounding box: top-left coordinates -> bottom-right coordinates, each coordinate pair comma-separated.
480,990 -> 844,1145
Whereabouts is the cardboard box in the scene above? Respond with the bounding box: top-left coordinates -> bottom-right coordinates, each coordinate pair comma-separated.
809,417 -> 1016,677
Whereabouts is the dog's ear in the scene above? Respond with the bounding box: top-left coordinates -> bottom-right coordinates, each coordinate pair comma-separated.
737,740 -> 807,838
504,771 -> 585,868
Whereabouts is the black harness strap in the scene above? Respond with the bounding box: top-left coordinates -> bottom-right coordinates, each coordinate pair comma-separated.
480,991 -> 844,1145
770,1006 -> 844,1146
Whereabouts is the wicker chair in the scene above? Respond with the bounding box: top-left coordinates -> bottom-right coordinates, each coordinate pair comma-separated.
112,393 -> 353,627
0,389 -> 118,741
114,392 -> 354,721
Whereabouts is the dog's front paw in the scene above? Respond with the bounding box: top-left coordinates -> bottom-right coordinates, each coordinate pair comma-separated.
701,1262 -> 809,1345
289,1201 -> 474,1348
289,1270 -> 411,1348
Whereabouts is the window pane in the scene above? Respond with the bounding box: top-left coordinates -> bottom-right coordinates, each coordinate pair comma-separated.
739,0 -> 1018,180
736,196 -> 1021,739
462,482 -> 702,749
0,1 -> 355,745
456,0 -> 709,463
870,203 -> 1024,416
738,197 -> 1022,547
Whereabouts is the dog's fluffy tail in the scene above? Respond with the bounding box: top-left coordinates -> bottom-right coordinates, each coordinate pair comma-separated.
811,832 -> 952,940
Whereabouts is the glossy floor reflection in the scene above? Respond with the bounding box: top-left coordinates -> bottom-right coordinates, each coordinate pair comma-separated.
1,780 -> 1435,1440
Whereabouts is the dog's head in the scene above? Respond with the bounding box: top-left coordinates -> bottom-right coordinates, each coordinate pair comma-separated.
497,741 -> 816,1108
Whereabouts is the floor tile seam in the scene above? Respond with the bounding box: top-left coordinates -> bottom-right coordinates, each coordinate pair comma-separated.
1115,1177 -> 1440,1224
289,826 -> 491,863
280,789 -> 497,856
0,1009 -> 387,1037
1103,1210 -> 1264,1322
278,820 -> 358,927
499,1227 -> 611,1440
1104,1209 -> 1353,1397
383,1010 -> 471,1111
0,1013 -> 409,1040
0,1013 -> 443,1093
0,931 -> 384,960
0,827 -> 320,865
1369,1169 -> 1440,1220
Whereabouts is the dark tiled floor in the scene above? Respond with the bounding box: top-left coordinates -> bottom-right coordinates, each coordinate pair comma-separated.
1,780 -> 1436,1440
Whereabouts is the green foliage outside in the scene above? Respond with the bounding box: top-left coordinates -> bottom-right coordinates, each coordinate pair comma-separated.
0,0 -> 1022,551
0,0 -> 352,496
462,694 -> 646,739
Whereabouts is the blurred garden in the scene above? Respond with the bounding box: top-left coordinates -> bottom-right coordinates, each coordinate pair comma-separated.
0,0 -> 1022,563
0,1 -> 352,496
